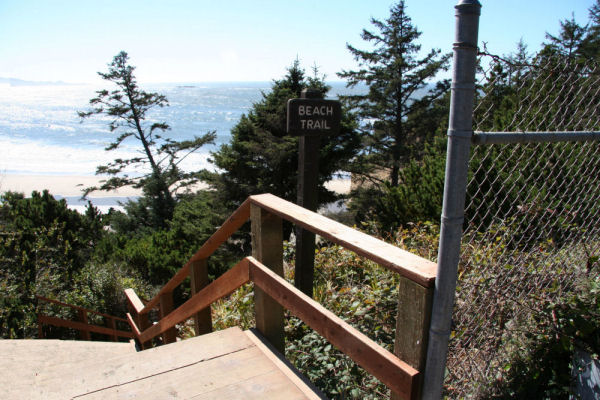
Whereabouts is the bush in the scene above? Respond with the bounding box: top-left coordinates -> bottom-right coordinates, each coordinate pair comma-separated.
0,191 -> 105,338
350,137 -> 446,234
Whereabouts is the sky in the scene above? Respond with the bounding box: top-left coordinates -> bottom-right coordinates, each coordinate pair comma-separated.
0,0 -> 596,84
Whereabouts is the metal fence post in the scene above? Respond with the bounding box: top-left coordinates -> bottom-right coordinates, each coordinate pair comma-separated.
422,1 -> 481,399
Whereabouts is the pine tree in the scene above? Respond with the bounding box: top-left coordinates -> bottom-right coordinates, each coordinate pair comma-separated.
79,51 -> 215,228
543,14 -> 588,59
338,0 -> 450,187
203,60 -> 361,220
581,0 -> 600,60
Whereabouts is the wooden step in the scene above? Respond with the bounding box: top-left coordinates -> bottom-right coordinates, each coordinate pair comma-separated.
0,339 -> 135,365
1,327 -> 324,399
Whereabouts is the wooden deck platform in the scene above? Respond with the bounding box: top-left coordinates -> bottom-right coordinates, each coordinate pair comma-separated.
1,327 -> 324,399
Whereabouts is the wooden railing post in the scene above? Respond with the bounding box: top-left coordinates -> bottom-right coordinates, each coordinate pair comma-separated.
125,289 -> 151,348
392,276 -> 434,400
159,291 -> 177,344
37,315 -> 44,339
77,309 -> 91,341
107,316 -> 118,342
251,204 -> 285,354
190,259 -> 212,335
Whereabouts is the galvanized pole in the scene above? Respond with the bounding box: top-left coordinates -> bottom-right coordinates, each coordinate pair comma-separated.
422,1 -> 481,399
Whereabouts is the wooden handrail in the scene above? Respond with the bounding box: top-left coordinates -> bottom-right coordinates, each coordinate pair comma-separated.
128,256 -> 418,399
125,193 -> 437,398
124,289 -> 145,314
37,296 -> 133,341
139,198 -> 252,315
37,295 -> 129,323
139,193 -> 435,317
247,257 -> 419,398
249,194 -> 437,287
138,258 -> 250,343
38,315 -> 134,339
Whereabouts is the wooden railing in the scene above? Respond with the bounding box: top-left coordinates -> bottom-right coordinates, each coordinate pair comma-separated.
124,193 -> 437,400
37,296 -> 134,342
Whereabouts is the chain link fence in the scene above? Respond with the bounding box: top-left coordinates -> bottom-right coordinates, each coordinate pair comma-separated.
445,54 -> 600,397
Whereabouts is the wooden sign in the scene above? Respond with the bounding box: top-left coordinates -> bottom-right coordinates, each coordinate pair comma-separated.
287,99 -> 341,136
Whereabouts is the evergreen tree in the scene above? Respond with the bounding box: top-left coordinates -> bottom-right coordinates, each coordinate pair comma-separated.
203,61 -> 361,220
79,51 -> 215,228
581,0 -> 600,60
543,13 -> 588,59
338,0 -> 450,187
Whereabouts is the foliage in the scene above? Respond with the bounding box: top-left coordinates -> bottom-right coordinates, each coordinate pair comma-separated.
203,60 -> 361,231
96,191 -> 241,288
79,51 -> 215,228
338,0 -> 450,187
480,265 -> 600,399
65,262 -> 153,318
541,2 -> 600,62
350,136 -> 447,233
0,191 -> 105,338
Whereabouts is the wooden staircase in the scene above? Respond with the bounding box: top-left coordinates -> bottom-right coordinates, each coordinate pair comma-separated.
10,194 -> 437,399
1,327 -> 323,399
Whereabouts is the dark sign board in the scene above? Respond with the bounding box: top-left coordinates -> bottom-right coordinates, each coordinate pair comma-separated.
287,98 -> 341,136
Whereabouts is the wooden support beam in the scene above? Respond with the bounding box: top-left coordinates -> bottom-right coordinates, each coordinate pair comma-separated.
77,310 -> 91,340
392,276 -> 434,400
107,316 -> 118,342
251,204 -> 285,354
37,314 -> 44,339
160,291 -> 177,344
190,259 -> 212,336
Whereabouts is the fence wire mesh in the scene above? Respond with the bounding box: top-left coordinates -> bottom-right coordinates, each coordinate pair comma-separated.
445,54 -> 600,398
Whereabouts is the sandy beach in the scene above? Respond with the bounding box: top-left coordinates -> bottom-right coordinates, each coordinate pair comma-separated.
0,174 -> 351,199
0,175 -> 142,198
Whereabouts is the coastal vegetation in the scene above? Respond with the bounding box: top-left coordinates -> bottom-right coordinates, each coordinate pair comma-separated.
1,1 -> 600,398
78,51 -> 216,228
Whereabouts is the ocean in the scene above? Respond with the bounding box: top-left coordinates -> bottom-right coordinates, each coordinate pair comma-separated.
0,81 -> 358,212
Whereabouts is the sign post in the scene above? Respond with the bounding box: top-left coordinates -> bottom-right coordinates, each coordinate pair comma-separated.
287,89 -> 341,297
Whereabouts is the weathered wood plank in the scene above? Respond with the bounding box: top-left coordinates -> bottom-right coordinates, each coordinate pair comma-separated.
248,257 -> 419,400
140,198 -> 251,315
1,341 -> 135,399
245,329 -> 326,400
139,259 -> 250,343
190,259 -> 212,335
251,204 -> 285,354
27,327 -> 254,400
249,193 -> 437,287
188,370 -> 311,400
392,276 -> 434,400
76,347 -> 311,400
